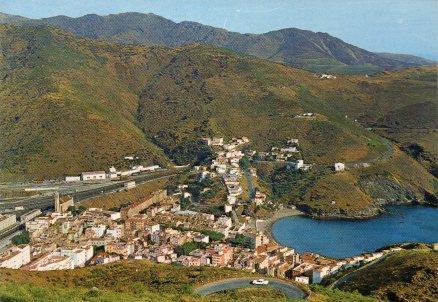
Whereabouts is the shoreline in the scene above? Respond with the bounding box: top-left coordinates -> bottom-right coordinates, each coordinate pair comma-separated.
261,204 -> 438,259
257,207 -> 305,244
260,202 -> 437,243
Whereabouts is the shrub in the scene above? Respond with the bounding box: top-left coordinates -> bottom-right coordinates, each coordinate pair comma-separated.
11,231 -> 30,245
201,230 -> 225,242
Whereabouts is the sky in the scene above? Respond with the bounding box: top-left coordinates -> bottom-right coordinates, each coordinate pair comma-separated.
0,0 -> 437,59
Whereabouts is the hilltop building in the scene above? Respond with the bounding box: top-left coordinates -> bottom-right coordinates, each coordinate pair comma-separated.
334,163 -> 345,172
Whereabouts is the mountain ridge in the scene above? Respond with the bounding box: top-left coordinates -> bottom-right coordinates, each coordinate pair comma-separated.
1,11 -> 434,74
0,23 -> 436,219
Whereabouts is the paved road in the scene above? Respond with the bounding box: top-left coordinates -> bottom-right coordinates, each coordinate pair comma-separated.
195,278 -> 307,299
0,169 -> 186,213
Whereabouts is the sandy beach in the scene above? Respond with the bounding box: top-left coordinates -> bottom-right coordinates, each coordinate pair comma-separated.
256,207 -> 305,244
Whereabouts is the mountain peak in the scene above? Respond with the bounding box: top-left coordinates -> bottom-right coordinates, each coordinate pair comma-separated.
4,11 -> 434,74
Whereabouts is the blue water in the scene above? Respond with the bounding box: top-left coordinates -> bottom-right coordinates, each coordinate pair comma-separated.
272,205 -> 438,258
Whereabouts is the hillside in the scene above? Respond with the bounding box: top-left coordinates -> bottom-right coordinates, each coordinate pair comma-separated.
3,12 -> 433,74
339,249 -> 438,302
0,259 -> 376,301
0,24 -> 173,180
0,12 -> 28,24
377,52 -> 436,66
0,24 -> 436,217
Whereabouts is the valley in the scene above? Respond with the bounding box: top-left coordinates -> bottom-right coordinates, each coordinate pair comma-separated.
0,24 -> 436,218
0,13 -> 436,302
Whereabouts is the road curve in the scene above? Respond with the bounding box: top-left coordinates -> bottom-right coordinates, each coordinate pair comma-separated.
195,277 -> 307,299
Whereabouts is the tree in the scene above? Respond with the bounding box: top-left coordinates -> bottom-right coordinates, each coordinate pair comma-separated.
271,166 -> 313,198
68,205 -> 86,216
228,234 -> 254,248
175,241 -> 204,256
170,140 -> 215,166
201,230 -> 225,242
165,183 -> 178,194
11,231 -> 30,245
239,155 -> 251,170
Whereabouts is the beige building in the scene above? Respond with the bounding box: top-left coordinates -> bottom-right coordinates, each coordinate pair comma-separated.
121,190 -> 170,218
255,232 -> 270,248
105,241 -> 135,257
54,193 -> 74,213
0,214 -> 16,232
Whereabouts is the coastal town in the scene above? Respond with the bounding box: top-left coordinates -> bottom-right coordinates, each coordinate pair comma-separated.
0,136 -> 402,285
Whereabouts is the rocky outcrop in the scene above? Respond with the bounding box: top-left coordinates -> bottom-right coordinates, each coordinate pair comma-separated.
297,203 -> 383,220
298,175 -> 432,220
359,176 -> 419,205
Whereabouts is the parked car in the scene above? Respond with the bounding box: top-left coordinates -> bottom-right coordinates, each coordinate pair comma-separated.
252,279 -> 269,285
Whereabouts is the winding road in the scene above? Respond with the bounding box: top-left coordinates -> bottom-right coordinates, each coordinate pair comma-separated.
195,278 -> 307,299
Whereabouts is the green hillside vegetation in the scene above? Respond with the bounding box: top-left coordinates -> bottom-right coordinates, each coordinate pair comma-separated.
0,25 -> 171,180
318,67 -> 438,175
0,260 -> 378,302
0,12 -> 28,24
300,148 -> 437,217
0,24 -> 436,216
6,12 -> 431,73
339,249 -> 438,302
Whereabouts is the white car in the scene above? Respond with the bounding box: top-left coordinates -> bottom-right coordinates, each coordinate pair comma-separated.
252,279 -> 269,285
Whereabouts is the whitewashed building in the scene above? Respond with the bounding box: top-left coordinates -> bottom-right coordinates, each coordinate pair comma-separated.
312,266 -> 331,284
65,176 -> 81,182
27,253 -> 74,271
59,247 -> 93,268
334,163 -> 346,172
124,181 -> 136,190
0,245 -> 31,269
81,171 -> 106,181
295,276 -> 309,284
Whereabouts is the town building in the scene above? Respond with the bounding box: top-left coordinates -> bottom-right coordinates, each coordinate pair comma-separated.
255,233 -> 270,248
20,209 -> 42,223
54,193 -> 74,213
312,265 -> 331,283
105,241 -> 135,258
295,276 -> 309,284
124,181 -> 136,190
206,137 -> 224,146
0,245 -> 31,269
121,190 -> 171,218
59,246 -> 93,268
65,176 -> 81,182
81,171 -> 106,181
0,214 -> 16,232
25,253 -> 74,271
